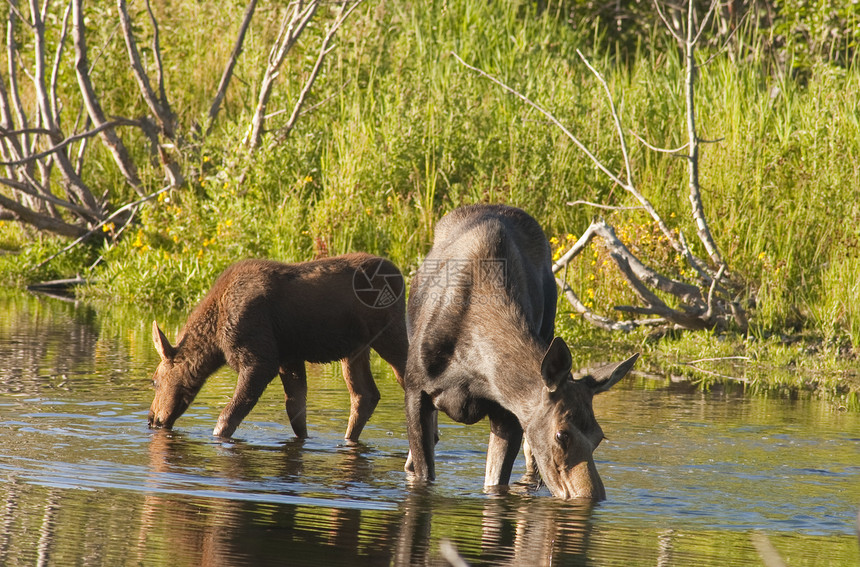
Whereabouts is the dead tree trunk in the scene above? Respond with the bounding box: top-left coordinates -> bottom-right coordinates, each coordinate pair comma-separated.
0,0 -> 342,251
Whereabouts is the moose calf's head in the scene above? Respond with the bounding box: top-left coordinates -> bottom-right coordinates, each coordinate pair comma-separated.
524,337 -> 638,500
148,321 -> 201,430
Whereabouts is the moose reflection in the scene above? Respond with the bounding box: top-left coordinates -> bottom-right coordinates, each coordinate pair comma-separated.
138,431 -> 599,566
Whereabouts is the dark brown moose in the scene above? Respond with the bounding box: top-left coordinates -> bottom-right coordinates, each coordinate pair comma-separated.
404,204 -> 638,499
148,253 -> 408,441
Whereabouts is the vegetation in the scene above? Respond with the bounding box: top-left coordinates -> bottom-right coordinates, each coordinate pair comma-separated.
0,1 -> 858,398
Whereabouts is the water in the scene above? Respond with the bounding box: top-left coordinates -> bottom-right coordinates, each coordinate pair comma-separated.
1,291 -> 858,566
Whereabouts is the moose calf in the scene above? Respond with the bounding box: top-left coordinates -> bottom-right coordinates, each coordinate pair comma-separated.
148,253 -> 407,441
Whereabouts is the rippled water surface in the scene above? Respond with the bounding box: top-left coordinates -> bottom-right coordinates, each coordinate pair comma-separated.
1,291 -> 858,566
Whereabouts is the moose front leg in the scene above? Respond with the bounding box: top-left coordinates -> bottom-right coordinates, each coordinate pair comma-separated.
519,439 -> 540,486
484,408 -> 523,488
404,387 -> 437,481
341,349 -> 380,443
279,362 -> 308,439
213,362 -> 277,438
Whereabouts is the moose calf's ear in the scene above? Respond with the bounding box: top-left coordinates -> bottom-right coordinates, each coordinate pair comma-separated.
541,337 -> 573,392
152,320 -> 176,361
583,353 -> 640,394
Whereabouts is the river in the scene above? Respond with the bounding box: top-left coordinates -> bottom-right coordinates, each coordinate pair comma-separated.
0,291 -> 858,566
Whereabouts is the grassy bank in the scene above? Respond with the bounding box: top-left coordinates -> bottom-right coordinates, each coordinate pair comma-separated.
1,1 -> 858,397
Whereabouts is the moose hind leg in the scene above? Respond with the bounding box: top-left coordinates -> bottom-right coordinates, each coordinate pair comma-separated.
341,349 -> 380,443
213,361 -> 278,438
279,362 -> 308,439
370,317 -> 409,389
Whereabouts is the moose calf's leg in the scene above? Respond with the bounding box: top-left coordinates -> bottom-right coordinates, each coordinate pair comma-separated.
484,409 -> 523,488
341,350 -> 380,443
279,362 -> 308,439
213,363 -> 277,438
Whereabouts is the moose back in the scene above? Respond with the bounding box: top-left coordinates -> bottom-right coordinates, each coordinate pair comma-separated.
147,253 -> 408,441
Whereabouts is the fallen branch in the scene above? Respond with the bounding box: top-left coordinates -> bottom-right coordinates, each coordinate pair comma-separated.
34,183 -> 174,269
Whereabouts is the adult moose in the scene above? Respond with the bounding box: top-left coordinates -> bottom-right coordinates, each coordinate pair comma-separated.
148,253 -> 407,442
404,204 -> 638,499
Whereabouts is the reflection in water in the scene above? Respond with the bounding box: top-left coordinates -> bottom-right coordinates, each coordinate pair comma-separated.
134,432 -> 603,566
136,432 -> 397,566
1,291 -> 859,566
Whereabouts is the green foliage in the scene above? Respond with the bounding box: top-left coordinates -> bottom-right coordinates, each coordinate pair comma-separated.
2,0 -> 860,358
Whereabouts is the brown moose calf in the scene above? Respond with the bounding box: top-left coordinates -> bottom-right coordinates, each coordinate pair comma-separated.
148,253 -> 407,441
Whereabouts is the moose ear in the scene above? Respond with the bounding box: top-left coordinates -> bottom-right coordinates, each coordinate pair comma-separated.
541,337 -> 573,393
152,320 -> 176,361
578,353 -> 639,394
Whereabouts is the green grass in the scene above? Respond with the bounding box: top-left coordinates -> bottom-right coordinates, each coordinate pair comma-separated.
1,0 -> 859,393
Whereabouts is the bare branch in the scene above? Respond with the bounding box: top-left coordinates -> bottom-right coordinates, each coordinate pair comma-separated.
683,0 -> 725,270
49,1 -> 73,124
566,199 -> 644,211
4,0 -> 30,26
550,219 -> 741,332
29,0 -> 103,216
704,262 -> 726,322
72,0 -> 144,195
611,252 -> 709,330
0,118 -> 140,166
556,276 -> 655,332
452,52 -> 629,189
630,130 -> 689,154
116,0 -> 174,138
0,173 -> 94,217
143,0 -> 169,110
206,0 -> 258,131
576,49 -> 634,192
276,0 -> 365,143
7,3 -> 33,158
551,220 -> 598,274
692,0 -> 721,46
652,0 -> 684,44
246,0 -> 319,150
573,49 -> 700,265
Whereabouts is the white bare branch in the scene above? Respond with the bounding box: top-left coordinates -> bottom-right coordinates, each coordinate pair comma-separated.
275,0 -> 366,143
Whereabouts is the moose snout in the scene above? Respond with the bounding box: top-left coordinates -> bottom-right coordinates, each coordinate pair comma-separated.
147,408 -> 174,430
562,460 -> 606,500
541,458 -> 606,500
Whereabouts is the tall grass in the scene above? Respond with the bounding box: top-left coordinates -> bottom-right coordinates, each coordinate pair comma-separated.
2,0 -> 859,349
